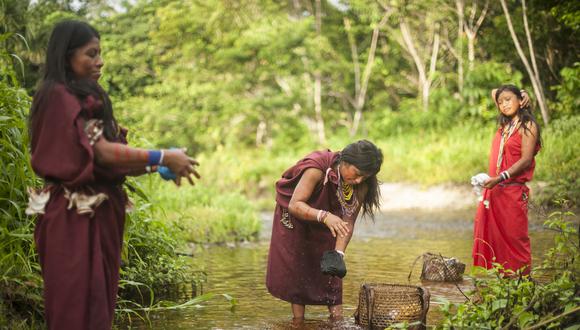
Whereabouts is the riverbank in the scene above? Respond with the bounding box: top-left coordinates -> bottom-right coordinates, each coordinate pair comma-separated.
379,181 -> 552,212
379,182 -> 477,211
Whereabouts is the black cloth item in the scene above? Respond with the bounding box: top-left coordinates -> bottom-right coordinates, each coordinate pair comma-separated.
320,250 -> 347,278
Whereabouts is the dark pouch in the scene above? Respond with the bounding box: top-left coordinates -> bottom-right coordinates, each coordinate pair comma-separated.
320,250 -> 347,278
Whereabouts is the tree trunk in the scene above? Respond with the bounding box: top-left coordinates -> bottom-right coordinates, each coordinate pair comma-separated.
462,1 -> 488,105
313,72 -> 326,144
349,11 -> 391,136
499,0 -> 549,124
399,20 -> 440,112
522,0 -> 547,113
467,34 -> 475,71
313,0 -> 326,144
256,120 -> 267,147
464,0 -> 488,73
399,20 -> 429,112
456,0 -> 465,95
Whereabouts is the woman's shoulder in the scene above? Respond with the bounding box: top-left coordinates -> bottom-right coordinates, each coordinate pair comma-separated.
520,120 -> 538,131
39,83 -> 80,105
281,150 -> 335,179
303,149 -> 337,162
37,83 -> 82,118
44,82 -> 74,97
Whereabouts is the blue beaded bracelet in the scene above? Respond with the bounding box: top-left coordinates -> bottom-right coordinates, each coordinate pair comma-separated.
147,150 -> 163,166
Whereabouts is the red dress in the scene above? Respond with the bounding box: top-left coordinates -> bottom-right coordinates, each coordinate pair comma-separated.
266,150 -> 347,305
30,84 -> 128,330
472,127 -> 539,274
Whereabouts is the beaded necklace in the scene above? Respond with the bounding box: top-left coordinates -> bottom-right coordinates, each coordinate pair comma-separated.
336,165 -> 359,218
496,118 -> 519,175
341,181 -> 353,201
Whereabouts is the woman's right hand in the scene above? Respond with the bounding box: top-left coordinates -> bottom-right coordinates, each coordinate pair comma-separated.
162,149 -> 200,186
483,176 -> 501,190
324,213 -> 350,238
520,91 -> 531,108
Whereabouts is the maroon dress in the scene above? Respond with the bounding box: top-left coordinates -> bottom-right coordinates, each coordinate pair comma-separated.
30,84 -> 128,330
266,150 -> 348,305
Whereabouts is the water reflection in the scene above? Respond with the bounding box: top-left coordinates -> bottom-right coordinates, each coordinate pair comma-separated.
125,209 -> 554,329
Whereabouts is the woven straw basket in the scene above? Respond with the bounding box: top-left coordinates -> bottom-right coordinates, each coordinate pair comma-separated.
421,253 -> 465,282
354,283 -> 430,330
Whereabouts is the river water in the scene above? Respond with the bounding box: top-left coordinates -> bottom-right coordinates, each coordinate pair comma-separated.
128,208 -> 554,329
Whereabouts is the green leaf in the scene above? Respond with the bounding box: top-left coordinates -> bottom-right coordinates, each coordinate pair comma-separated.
492,299 -> 507,312
517,311 -> 535,327
564,325 -> 580,330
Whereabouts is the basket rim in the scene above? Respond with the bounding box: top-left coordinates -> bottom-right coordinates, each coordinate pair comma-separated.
360,283 -> 425,289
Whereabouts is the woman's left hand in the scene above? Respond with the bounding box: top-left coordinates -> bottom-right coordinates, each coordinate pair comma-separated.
324,213 -> 350,238
483,176 -> 501,189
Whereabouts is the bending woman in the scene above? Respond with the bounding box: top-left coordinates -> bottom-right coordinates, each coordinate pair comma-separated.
472,85 -> 541,275
266,140 -> 383,321
27,20 -> 199,329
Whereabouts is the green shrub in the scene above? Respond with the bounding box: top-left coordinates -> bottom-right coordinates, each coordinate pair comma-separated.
550,62 -> 580,118
119,180 -> 199,298
535,116 -> 580,206
437,205 -> 580,329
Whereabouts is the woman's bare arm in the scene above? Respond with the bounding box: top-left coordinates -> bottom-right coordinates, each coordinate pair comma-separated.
288,168 -> 350,238
92,138 -> 200,185
507,122 -> 538,177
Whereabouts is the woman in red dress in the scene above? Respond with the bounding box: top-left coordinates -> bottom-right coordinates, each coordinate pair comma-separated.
28,21 -> 200,329
266,140 -> 383,321
472,85 -> 541,275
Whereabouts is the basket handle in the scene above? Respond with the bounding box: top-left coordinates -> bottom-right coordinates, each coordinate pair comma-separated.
436,253 -> 471,301
407,254 -> 424,282
363,284 -> 375,329
419,287 -> 431,329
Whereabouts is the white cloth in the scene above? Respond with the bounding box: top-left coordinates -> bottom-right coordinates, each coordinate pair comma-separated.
470,172 -> 490,196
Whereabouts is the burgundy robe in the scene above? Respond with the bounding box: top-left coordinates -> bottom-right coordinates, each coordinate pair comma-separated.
472,128 -> 539,274
266,150 -> 348,305
30,84 -> 127,330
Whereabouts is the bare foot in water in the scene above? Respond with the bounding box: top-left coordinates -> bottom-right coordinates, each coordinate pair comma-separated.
291,316 -> 305,328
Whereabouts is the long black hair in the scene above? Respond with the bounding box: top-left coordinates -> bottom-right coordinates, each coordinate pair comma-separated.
29,20 -> 118,141
495,84 -> 542,147
339,140 -> 383,219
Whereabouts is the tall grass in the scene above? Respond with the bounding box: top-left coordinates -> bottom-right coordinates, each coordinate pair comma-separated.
0,80 -> 44,327
141,174 -> 262,244
374,122 -> 492,185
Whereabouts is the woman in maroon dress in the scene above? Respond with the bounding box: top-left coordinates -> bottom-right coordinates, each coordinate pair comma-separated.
472,85 -> 541,275
27,21 -> 200,330
266,140 -> 383,321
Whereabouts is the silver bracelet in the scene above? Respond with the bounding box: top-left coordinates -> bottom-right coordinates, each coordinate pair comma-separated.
500,171 -> 510,181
